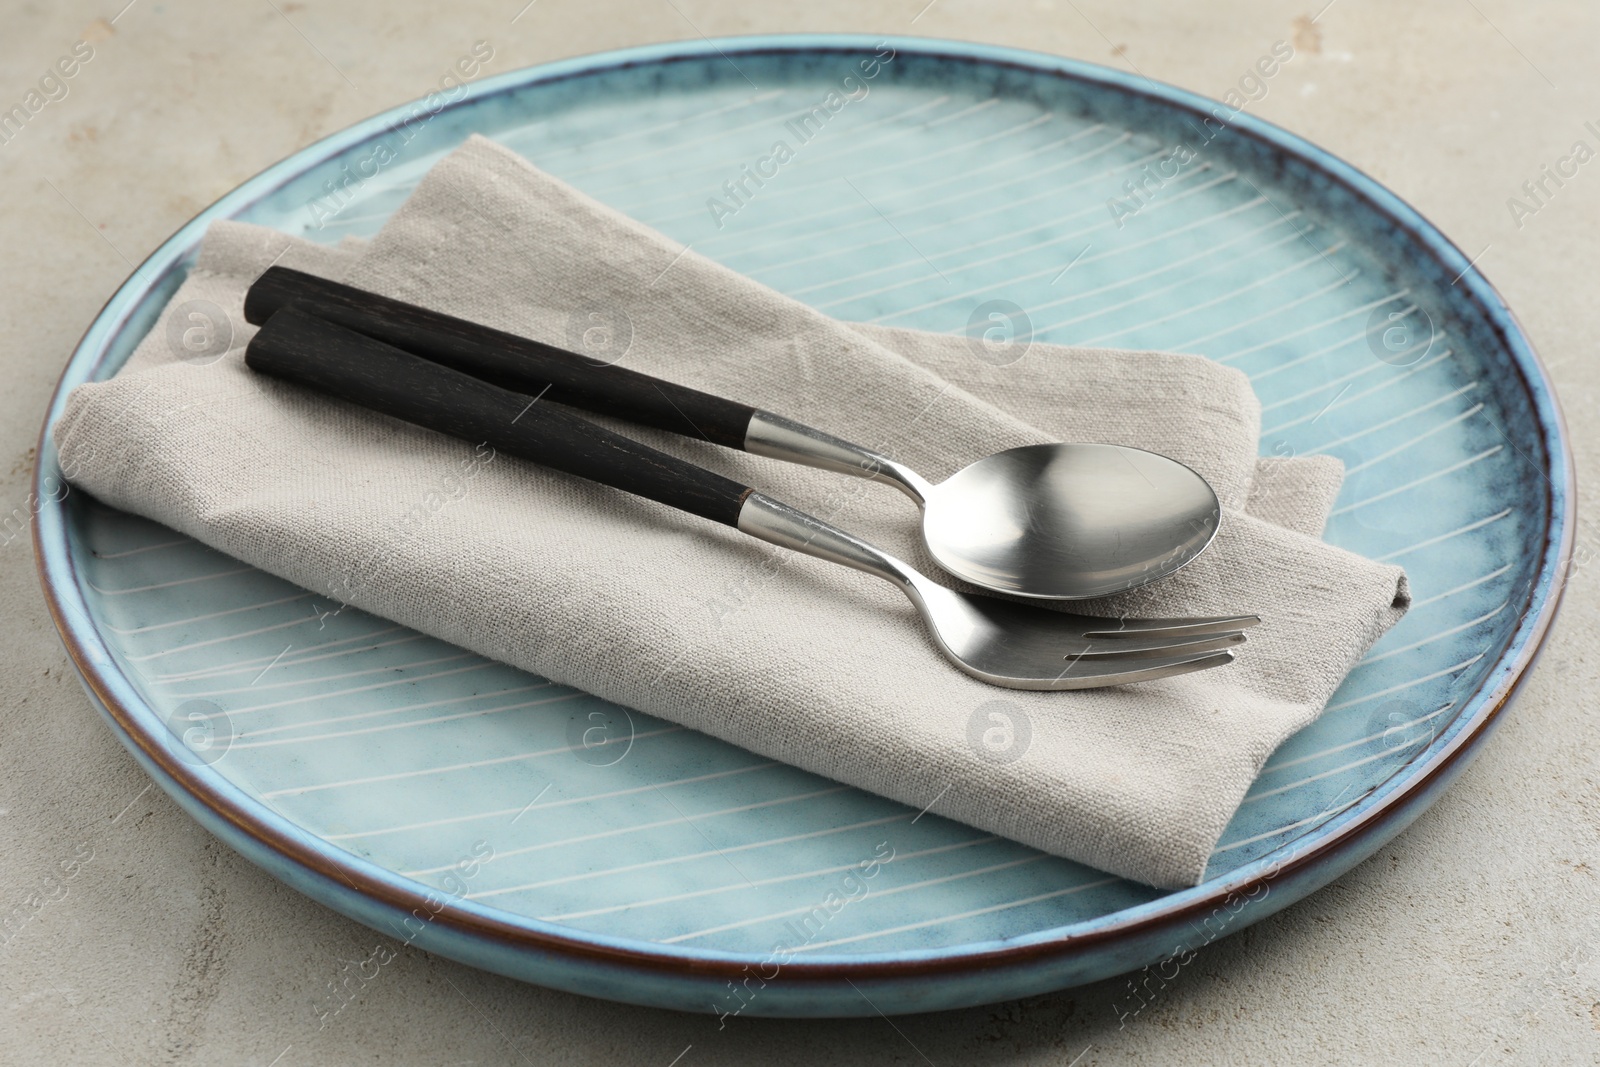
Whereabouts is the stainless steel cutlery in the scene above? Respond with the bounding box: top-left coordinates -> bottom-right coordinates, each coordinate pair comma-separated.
241,282 -> 1256,690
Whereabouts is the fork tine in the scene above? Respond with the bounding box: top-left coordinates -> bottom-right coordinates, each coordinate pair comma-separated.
1050,649 -> 1236,690
1079,613 -> 1261,638
1069,630 -> 1246,658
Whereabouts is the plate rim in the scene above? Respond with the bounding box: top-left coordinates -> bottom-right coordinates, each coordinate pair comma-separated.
31,32 -> 1575,985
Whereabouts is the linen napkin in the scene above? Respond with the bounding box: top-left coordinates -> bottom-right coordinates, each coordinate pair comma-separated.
54,136 -> 1408,888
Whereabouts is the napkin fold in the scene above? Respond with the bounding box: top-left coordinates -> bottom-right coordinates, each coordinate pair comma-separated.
55,135 -> 1408,888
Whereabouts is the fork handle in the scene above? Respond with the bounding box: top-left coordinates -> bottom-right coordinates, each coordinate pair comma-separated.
246,307 -> 756,525
247,307 -> 919,592
245,267 -> 758,449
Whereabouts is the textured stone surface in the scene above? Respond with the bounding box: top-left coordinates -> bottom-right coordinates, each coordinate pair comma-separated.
1,1 -> 1596,1063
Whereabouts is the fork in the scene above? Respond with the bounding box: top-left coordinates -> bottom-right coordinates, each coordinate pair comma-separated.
244,307 -> 1256,690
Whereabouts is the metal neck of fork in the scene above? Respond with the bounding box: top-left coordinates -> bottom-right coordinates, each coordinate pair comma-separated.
743,411 -> 936,506
735,492 -> 921,594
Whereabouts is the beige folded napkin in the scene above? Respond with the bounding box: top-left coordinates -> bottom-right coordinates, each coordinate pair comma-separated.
55,136 -> 1407,888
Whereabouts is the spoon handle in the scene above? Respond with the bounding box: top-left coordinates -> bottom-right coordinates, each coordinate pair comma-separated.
246,266 -> 758,446
244,267 -> 932,501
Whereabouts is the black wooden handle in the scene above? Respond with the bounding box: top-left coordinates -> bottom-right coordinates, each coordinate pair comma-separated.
244,266 -> 758,449
245,306 -> 755,527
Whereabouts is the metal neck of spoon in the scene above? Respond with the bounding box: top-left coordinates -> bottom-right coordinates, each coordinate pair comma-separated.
743,411 -> 936,506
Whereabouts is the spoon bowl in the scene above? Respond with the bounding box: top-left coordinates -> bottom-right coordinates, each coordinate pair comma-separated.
921,442 -> 1221,599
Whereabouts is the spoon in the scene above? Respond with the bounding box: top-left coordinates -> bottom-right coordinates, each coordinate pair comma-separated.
244,267 -> 1222,600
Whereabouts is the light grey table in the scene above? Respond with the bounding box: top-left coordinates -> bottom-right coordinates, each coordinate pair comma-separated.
2,1 -> 1595,1063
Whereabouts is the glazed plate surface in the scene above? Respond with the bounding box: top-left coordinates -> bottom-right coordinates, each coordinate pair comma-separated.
34,36 -> 1571,1016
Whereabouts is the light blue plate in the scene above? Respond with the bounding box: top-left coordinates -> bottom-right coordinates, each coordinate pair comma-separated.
34,35 -> 1571,1016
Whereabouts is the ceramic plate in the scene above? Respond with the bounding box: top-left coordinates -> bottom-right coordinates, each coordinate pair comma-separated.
34,35 -> 1571,1016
